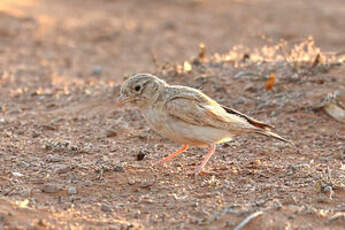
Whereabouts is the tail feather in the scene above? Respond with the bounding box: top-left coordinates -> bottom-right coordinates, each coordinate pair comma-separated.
256,130 -> 294,145
221,105 -> 294,145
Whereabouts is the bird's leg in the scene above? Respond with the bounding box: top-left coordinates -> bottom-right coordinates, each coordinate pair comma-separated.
194,144 -> 216,175
157,144 -> 189,166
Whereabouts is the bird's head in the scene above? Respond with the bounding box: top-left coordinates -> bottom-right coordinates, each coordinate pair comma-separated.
117,73 -> 167,108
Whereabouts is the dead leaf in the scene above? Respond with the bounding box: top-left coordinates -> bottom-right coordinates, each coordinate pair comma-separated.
183,61 -> 192,72
16,199 -> 30,208
323,103 -> 345,123
198,42 -> 206,59
312,53 -> 321,68
265,73 -> 275,90
321,91 -> 345,123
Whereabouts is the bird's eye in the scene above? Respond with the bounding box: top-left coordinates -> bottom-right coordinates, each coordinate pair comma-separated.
134,85 -> 141,92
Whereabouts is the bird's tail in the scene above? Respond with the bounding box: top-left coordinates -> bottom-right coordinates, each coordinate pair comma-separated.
256,129 -> 294,145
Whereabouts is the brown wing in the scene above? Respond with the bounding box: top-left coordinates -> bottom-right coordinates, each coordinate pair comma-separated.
164,94 -> 253,131
221,105 -> 274,130
164,89 -> 290,143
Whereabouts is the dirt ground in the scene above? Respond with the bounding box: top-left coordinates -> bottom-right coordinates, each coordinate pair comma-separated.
0,0 -> 345,229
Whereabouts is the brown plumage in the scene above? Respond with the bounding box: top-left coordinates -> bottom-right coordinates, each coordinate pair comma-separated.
118,73 -> 291,175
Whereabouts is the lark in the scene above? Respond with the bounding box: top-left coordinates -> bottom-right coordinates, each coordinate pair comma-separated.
118,73 -> 290,175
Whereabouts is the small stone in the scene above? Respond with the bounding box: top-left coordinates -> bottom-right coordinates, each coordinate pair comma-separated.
113,165 -> 124,172
91,66 -> 103,76
103,156 -> 109,162
128,179 -> 135,185
225,221 -> 234,227
69,144 -> 79,151
46,155 -> 62,163
37,219 -> 47,227
136,150 -> 148,161
101,204 -> 112,212
269,111 -> 277,117
133,209 -> 141,218
191,202 -> 199,207
244,84 -> 257,92
53,164 -> 71,174
41,124 -> 56,131
192,58 -> 201,66
11,172 -> 24,177
140,180 -> 155,188
41,184 -> 60,193
221,143 -> 231,148
67,186 -> 77,195
105,130 -> 117,138
32,130 -> 40,138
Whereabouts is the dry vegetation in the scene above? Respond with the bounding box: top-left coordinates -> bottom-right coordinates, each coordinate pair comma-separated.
0,0 -> 345,229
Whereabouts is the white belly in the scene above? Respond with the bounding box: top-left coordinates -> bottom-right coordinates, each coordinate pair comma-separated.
142,108 -> 233,146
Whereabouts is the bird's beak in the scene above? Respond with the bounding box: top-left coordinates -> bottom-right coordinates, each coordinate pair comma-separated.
116,95 -> 132,107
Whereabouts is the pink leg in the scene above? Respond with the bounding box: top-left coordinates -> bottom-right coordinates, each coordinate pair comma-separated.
194,144 -> 216,175
157,144 -> 189,166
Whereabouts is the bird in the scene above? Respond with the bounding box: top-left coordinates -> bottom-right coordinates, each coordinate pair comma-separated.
117,73 -> 291,175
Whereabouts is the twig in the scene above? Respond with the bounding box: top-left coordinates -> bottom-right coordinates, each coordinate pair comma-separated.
233,71 -> 264,79
311,53 -> 321,68
328,212 -> 345,222
233,211 -> 263,230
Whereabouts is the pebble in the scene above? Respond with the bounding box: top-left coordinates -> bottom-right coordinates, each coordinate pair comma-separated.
140,180 -> 155,188
67,186 -> 77,195
136,150 -> 148,161
91,66 -> 103,76
41,184 -> 60,193
191,202 -> 199,207
113,165 -> 124,172
133,209 -> 141,218
244,84 -> 257,93
37,219 -> 47,227
46,155 -> 63,163
53,164 -> 71,174
11,172 -> 24,177
32,130 -> 40,138
269,111 -> 277,117
128,179 -> 135,185
101,204 -> 112,212
105,129 -> 117,138
225,221 -> 234,227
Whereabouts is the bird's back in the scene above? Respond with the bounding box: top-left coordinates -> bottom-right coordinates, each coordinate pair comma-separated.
160,84 -> 290,143
160,85 -> 256,132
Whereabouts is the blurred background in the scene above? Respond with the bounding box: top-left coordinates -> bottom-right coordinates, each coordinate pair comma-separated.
1,0 -> 344,82
0,1 -> 345,229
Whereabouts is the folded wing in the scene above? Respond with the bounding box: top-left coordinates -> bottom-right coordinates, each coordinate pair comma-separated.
164,91 -> 291,143
164,93 -> 257,132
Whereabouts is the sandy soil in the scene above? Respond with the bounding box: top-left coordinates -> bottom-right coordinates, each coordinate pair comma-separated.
0,0 -> 345,229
